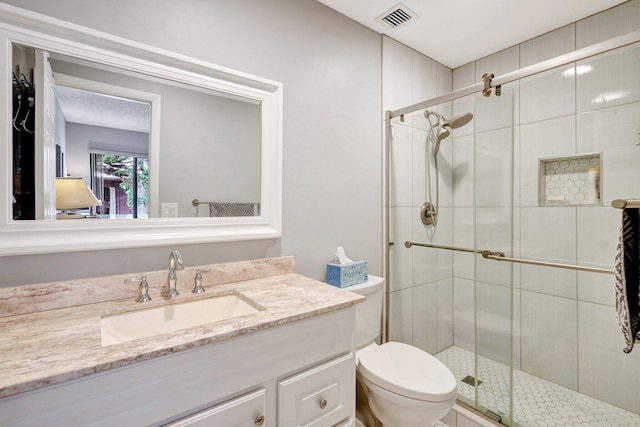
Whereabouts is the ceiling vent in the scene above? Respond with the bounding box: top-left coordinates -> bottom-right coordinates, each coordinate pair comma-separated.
376,4 -> 417,30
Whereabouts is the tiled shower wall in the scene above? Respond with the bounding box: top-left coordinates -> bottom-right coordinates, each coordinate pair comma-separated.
384,35 -> 456,355
385,0 -> 640,415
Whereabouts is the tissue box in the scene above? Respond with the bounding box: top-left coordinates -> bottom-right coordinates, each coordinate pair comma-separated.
327,260 -> 368,288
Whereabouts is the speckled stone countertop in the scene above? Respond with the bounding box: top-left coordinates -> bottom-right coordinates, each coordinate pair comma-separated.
0,256 -> 363,399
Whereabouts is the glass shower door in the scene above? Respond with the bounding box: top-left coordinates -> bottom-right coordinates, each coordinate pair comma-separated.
473,86 -> 515,425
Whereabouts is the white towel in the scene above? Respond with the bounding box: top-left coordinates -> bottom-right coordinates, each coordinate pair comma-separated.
614,208 -> 640,353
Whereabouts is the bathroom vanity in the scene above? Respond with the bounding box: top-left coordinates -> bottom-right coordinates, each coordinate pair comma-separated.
0,257 -> 362,426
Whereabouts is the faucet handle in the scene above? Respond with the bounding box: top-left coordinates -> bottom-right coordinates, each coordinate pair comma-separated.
124,276 -> 151,303
192,269 -> 217,294
193,270 -> 206,294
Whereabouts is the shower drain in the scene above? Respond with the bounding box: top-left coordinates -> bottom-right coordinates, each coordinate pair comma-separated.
461,375 -> 482,387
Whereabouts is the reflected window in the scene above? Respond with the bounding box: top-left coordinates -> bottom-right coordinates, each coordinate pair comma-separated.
90,153 -> 148,219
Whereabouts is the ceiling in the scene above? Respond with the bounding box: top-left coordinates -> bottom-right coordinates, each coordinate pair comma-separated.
54,85 -> 150,134
316,0 -> 628,68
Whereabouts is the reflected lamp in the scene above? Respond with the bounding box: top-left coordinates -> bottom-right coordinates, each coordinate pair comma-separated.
55,177 -> 101,219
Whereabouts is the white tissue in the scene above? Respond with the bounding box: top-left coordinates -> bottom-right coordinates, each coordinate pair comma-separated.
335,246 -> 353,264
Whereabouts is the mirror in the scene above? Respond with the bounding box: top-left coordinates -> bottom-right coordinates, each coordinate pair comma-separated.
12,47 -> 262,220
0,4 -> 282,255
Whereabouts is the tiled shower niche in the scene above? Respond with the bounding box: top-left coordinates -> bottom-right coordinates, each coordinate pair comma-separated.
539,153 -> 601,206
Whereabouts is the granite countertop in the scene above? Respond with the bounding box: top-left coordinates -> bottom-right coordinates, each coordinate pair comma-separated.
0,257 -> 363,399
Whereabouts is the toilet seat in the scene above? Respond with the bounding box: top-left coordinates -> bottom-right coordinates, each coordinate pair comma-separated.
357,342 -> 457,402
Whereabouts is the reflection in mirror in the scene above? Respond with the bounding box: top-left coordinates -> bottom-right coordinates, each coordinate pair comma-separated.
0,5 -> 282,255
11,43 -> 262,220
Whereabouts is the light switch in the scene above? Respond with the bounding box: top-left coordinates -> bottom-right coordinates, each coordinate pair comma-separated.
161,203 -> 178,218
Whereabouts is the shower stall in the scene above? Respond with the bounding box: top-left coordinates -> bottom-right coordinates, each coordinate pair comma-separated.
385,30 -> 640,426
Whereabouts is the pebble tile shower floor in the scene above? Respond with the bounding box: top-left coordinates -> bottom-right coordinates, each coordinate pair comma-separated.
434,346 -> 640,426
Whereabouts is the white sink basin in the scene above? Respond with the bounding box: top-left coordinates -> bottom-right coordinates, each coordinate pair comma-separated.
101,293 -> 261,346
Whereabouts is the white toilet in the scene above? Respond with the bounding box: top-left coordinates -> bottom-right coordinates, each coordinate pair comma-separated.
346,275 -> 457,426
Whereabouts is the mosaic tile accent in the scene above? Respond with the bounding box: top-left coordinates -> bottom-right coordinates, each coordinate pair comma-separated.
540,154 -> 601,206
436,346 -> 640,427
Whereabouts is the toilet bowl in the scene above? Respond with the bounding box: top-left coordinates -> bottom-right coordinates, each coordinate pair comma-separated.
345,276 -> 457,426
357,341 -> 457,426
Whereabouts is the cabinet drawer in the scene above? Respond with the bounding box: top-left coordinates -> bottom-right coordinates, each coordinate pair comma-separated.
278,353 -> 355,427
166,388 -> 267,426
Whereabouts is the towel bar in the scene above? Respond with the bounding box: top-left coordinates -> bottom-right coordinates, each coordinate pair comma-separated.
612,199 -> 640,209
404,241 -> 614,275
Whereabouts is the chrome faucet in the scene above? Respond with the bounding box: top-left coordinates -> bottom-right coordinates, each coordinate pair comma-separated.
167,250 -> 184,298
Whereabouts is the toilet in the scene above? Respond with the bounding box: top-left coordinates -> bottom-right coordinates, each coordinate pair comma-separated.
346,275 -> 457,426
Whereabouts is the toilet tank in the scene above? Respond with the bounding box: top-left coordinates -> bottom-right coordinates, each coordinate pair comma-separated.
345,275 -> 384,349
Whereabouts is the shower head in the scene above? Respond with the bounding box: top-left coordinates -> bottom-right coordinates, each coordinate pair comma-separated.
424,110 -> 474,129
424,110 -> 473,156
442,112 -> 473,129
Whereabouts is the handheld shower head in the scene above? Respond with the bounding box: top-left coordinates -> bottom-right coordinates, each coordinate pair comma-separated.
432,127 -> 449,156
436,126 -> 450,141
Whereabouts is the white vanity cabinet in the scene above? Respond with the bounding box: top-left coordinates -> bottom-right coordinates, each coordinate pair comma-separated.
0,307 -> 356,427
278,353 -> 354,426
166,388 -> 267,427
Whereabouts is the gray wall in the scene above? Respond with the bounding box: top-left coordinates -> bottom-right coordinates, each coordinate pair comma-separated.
0,0 -> 383,286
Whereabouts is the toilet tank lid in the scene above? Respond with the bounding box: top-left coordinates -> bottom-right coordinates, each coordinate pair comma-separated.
345,275 -> 384,295
358,342 -> 457,402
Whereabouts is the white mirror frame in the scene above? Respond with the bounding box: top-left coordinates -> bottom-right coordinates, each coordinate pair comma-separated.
0,4 -> 282,256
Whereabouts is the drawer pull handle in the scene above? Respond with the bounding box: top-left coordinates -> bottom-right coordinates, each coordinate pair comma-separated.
319,399 -> 327,409
255,414 -> 265,426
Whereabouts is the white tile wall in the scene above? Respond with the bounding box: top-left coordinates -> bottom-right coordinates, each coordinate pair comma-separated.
412,50 -> 438,104
453,277 -> 475,352
389,123 -> 413,207
453,62 -> 476,90
576,102 -> 640,202
388,287 -> 413,343
519,116 -> 576,207
389,207 -> 413,292
452,134 -> 475,208
412,127 -> 428,206
453,207 -> 474,280
475,128 -> 513,208
576,207 -> 619,306
578,301 -> 640,413
576,0 -> 640,49
576,44 -> 640,113
382,36 -> 412,112
475,45 -> 520,83
519,24 -> 576,68
437,277 -> 455,351
519,65 -> 576,124
473,86 -> 515,133
413,281 -> 438,353
476,281 -> 512,365
383,34 -> 456,362
520,290 -> 578,390
519,207 -> 577,299
436,61 -> 454,96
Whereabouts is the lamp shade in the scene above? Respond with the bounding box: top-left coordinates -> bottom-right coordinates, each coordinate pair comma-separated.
56,177 -> 101,210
